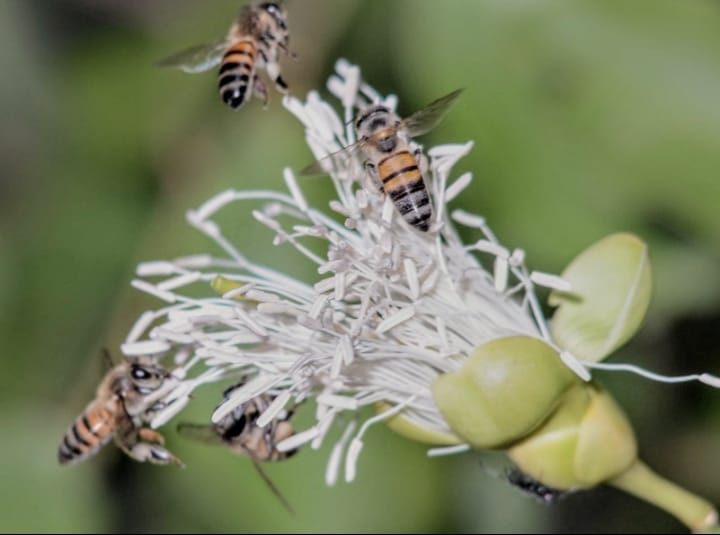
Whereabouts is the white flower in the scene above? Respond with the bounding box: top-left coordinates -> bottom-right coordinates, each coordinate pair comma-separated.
121,59 -> 588,484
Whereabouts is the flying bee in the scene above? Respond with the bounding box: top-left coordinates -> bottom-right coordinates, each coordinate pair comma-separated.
177,383 -> 298,512
300,88 -> 464,232
156,1 -> 292,110
507,468 -> 568,505
58,354 -> 182,467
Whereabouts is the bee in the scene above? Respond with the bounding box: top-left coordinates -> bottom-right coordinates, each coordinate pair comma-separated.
58,355 -> 182,467
507,468 -> 567,505
157,1 -> 292,110
177,383 -> 298,512
300,88 -> 464,232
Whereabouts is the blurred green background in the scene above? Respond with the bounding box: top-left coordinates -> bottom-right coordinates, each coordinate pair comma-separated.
2,0 -> 720,532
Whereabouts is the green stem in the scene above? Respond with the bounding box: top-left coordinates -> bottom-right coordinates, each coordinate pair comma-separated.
610,459 -> 718,532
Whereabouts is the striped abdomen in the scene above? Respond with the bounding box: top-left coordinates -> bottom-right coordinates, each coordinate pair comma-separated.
218,39 -> 256,109
378,150 -> 433,232
58,399 -> 117,465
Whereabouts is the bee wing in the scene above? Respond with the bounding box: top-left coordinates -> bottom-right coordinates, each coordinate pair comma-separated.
251,458 -> 295,514
176,422 -> 226,446
298,142 -> 365,177
155,38 -> 230,73
402,88 -> 464,138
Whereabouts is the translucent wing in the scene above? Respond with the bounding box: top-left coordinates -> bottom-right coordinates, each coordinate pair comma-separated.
251,458 -> 295,514
403,88 -> 464,138
176,422 -> 226,446
155,38 -> 230,74
298,142 -> 365,177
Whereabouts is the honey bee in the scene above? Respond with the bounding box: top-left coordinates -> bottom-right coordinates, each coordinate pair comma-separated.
157,1 -> 292,110
177,383 -> 298,512
58,355 -> 182,467
300,89 -> 464,232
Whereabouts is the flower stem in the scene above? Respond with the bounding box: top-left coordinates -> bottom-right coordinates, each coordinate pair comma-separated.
609,460 -> 718,532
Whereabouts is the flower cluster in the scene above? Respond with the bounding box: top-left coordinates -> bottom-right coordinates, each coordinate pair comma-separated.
121,59 -> 582,483
114,60 -> 719,532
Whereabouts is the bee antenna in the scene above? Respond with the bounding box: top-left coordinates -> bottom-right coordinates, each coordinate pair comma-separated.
252,459 -> 295,515
101,347 -> 115,371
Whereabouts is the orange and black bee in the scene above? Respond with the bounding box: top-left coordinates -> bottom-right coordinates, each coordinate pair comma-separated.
58,356 -> 181,466
157,1 -> 292,110
301,89 -> 463,232
177,382 -> 298,511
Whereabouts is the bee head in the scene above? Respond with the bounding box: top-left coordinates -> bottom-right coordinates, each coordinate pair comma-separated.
259,2 -> 288,30
355,105 -> 393,137
128,357 -> 169,394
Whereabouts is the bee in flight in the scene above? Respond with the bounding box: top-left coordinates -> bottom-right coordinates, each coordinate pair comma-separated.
157,1 -> 292,110
58,354 -> 182,467
177,382 -> 298,512
300,88 -> 464,232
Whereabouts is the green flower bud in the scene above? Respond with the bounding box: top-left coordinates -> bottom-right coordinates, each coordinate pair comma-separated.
508,383 -> 637,489
550,233 -> 652,362
432,336 -> 577,449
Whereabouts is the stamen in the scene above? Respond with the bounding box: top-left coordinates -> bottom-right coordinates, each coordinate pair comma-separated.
125,311 -> 158,344
427,444 -> 471,457
157,272 -> 202,291
257,390 -> 292,427
530,271 -> 573,292
326,420 -> 357,486
121,340 -> 171,356
445,172 -> 473,202
131,280 -> 177,303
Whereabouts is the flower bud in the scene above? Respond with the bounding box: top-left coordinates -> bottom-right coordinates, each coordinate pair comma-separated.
550,232 -> 652,362
432,336 -> 577,449
508,383 -> 637,489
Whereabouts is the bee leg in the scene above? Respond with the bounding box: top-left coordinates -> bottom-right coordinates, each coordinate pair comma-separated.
253,75 -> 269,110
138,427 -> 165,445
363,161 -> 383,194
117,429 -> 184,467
266,61 -> 289,94
142,399 -> 168,421
413,145 -> 429,177
127,441 -> 185,467
278,40 -> 297,60
115,421 -> 183,466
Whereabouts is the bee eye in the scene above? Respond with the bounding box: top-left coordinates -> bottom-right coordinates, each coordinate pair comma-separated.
131,366 -> 150,380
222,413 -> 247,439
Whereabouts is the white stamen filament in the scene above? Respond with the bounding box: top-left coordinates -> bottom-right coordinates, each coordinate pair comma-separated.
427,444 -> 471,457
121,340 -> 171,356
326,420 -> 357,487
131,280 -> 177,303
257,390 -> 292,428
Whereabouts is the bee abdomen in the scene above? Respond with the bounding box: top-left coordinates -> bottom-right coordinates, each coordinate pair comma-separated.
389,177 -> 432,232
379,151 -> 433,232
218,40 -> 256,109
58,404 -> 114,465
